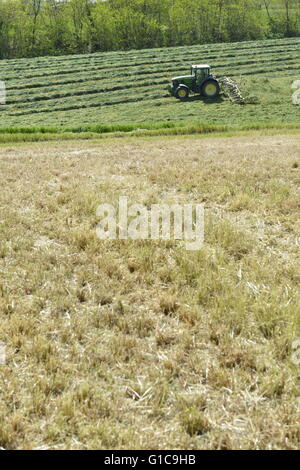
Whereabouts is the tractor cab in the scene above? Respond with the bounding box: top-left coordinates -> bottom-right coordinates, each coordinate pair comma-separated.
191,64 -> 211,84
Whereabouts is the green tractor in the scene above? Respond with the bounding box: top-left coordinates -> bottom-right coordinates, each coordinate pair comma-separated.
169,64 -> 220,100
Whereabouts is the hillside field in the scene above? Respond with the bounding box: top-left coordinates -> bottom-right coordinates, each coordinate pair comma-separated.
0,35 -> 300,450
0,134 -> 299,449
0,37 -> 300,137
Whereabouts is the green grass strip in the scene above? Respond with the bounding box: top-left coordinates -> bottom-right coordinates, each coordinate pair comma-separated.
0,121 -> 300,144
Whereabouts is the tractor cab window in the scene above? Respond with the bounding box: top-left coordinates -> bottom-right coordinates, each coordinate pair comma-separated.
192,66 -> 210,83
195,68 -> 206,83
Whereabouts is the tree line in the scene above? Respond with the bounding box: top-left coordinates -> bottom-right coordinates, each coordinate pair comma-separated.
0,0 -> 300,59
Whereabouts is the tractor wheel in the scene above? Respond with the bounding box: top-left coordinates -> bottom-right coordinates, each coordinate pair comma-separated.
201,79 -> 220,98
175,86 -> 189,100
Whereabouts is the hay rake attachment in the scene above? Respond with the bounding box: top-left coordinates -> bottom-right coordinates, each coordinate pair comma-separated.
218,76 -> 245,105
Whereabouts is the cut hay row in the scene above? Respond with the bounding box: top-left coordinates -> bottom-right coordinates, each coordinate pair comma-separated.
1,37 -> 299,128
5,54 -> 300,94
7,90 -> 168,116
1,38 -> 299,78
7,49 -> 300,87
4,60 -> 300,111
2,46 -> 300,82
0,36 -> 299,70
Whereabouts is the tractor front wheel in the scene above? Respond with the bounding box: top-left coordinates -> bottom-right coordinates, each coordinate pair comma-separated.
201,79 -> 220,98
175,86 -> 189,100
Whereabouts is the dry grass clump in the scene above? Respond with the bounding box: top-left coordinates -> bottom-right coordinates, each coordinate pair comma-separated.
0,133 -> 299,449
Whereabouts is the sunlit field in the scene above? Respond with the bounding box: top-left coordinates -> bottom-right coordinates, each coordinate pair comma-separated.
0,37 -> 300,133
0,134 -> 299,449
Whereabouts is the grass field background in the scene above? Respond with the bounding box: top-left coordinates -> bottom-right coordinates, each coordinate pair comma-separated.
1,35 -> 300,450
0,37 -> 300,135
0,135 -> 299,449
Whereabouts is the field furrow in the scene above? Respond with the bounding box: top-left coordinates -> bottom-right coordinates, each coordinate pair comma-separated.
0,37 -> 299,128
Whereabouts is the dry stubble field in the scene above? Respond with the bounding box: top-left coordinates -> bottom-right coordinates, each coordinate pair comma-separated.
0,134 -> 299,449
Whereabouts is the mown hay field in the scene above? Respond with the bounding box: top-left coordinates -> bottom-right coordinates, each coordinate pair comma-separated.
0,134 -> 299,449
0,37 -> 300,131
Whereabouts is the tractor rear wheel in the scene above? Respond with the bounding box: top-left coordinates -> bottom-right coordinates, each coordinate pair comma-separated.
175,86 -> 189,100
201,79 -> 220,98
